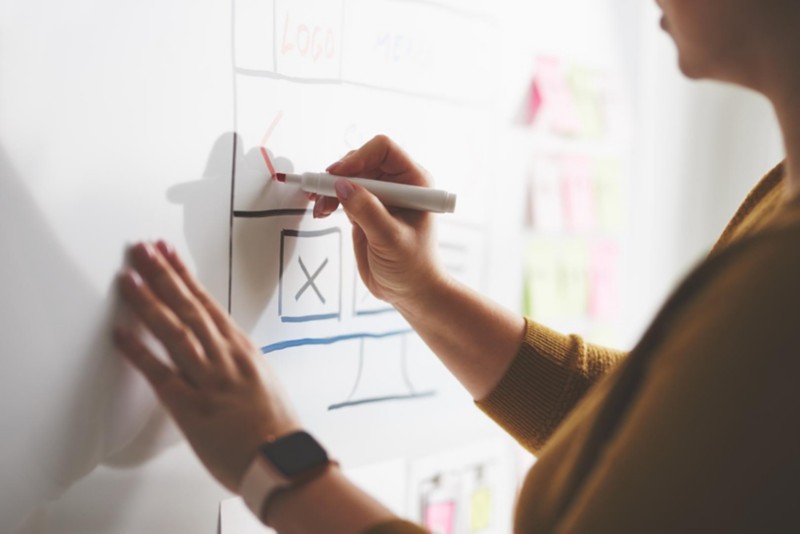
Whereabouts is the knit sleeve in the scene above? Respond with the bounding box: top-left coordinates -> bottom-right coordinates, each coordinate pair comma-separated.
475,318 -> 626,453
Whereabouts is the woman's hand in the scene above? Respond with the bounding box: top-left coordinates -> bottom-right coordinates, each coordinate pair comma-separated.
113,241 -> 301,493
313,135 -> 450,309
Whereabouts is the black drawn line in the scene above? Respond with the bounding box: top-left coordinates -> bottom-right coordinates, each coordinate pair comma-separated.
328,391 -> 436,411
234,208 -> 312,218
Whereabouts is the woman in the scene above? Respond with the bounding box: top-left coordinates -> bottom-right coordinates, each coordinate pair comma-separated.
114,0 -> 800,531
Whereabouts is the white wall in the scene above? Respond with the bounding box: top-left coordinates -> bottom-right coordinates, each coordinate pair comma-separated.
623,2 -> 784,344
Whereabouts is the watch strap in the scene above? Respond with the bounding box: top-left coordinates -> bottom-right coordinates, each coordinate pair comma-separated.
240,453 -> 289,519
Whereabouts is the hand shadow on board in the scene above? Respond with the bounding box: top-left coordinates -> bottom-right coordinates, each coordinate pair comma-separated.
0,132 -> 293,532
100,132 -> 247,469
230,139 -> 299,334
0,145 -> 159,531
167,131 -> 298,335
104,132 -> 296,465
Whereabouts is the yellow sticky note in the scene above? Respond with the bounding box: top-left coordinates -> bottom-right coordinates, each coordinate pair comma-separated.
558,240 -> 589,317
469,487 -> 492,532
525,239 -> 561,319
568,65 -> 606,139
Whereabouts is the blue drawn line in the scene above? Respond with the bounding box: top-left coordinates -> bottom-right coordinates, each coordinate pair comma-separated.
261,329 -> 413,354
354,308 -> 397,317
281,313 -> 340,324
328,391 -> 436,411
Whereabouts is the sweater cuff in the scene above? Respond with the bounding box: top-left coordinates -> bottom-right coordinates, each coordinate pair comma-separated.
475,318 -> 587,453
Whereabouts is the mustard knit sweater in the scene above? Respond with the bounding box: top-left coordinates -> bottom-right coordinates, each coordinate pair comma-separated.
368,162 -> 799,533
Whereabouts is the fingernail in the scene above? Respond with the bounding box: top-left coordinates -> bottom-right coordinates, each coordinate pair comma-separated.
326,161 -> 342,173
313,200 -> 323,218
120,269 -> 143,289
155,240 -> 170,257
334,179 -> 354,201
141,242 -> 156,260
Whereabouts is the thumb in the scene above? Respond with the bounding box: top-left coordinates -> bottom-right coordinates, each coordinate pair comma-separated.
335,178 -> 400,247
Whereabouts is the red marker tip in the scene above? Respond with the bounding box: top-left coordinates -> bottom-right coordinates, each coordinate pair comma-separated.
275,172 -> 286,182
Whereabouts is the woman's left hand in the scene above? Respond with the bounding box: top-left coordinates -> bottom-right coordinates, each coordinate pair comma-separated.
113,241 -> 301,492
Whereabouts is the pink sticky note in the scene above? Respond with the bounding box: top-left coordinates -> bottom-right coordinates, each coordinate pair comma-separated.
423,500 -> 456,534
525,77 -> 543,126
589,241 -> 620,320
561,155 -> 595,232
535,56 -> 582,136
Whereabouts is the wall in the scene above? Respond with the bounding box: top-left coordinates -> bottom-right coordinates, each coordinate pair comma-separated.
624,2 -> 784,343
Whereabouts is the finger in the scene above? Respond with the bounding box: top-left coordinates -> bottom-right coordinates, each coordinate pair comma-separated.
118,268 -> 209,386
154,242 -> 256,378
313,195 -> 340,218
153,241 -> 235,338
130,243 -> 228,362
325,149 -> 357,172
328,135 -> 430,187
113,326 -> 182,399
334,179 -> 407,249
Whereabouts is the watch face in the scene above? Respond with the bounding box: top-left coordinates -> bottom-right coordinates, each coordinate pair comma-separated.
261,431 -> 329,478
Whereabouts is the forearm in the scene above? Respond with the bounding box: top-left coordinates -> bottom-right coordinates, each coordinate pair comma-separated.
265,467 -> 400,533
394,274 -> 526,400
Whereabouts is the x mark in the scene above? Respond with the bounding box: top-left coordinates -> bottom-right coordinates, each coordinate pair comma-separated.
295,256 -> 328,304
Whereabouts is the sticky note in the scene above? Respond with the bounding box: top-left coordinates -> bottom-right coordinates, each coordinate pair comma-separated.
423,500 -> 456,534
558,240 -> 589,317
593,158 -> 624,232
561,154 -> 595,232
568,65 -> 606,139
534,56 -> 582,136
525,77 -> 543,126
469,487 -> 492,532
528,155 -> 563,231
589,240 -> 620,320
524,239 -> 560,318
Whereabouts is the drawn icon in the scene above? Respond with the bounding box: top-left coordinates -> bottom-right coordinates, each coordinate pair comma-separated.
328,334 -> 434,411
296,257 -> 329,303
279,228 -> 342,322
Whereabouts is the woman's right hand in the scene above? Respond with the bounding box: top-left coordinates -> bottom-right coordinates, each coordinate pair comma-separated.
314,135 -> 449,310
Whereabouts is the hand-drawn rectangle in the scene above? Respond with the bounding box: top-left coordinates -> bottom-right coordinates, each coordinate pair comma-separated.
279,227 -> 342,322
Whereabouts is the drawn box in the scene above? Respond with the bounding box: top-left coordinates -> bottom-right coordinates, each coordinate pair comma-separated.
279,228 -> 342,322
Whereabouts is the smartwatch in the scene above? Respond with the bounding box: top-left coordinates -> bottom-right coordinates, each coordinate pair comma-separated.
239,430 -> 336,521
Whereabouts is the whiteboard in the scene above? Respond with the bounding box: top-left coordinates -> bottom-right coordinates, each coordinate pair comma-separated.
0,0 -> 513,530
0,0 -> 651,530
228,0 -> 504,467
0,0 -> 234,529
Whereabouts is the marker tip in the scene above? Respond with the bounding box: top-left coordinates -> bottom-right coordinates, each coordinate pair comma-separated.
275,172 -> 286,182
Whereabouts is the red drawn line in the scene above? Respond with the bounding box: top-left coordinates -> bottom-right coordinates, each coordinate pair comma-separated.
260,146 -> 276,177
260,110 -> 284,177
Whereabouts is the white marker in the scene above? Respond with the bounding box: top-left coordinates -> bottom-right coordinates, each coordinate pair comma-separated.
275,172 -> 456,214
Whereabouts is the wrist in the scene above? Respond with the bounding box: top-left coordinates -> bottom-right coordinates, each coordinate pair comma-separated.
238,431 -> 337,524
393,268 -> 457,317
260,462 -> 340,524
